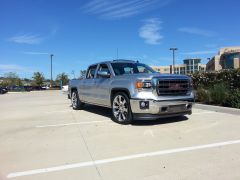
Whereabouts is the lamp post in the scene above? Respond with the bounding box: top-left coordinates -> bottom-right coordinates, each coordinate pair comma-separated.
193,58 -> 195,73
170,48 -> 178,74
50,54 -> 54,86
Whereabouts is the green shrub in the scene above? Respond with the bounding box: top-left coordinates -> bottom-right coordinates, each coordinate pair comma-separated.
189,69 -> 240,108
209,83 -> 229,105
189,68 -> 240,90
226,90 -> 240,108
196,87 -> 211,104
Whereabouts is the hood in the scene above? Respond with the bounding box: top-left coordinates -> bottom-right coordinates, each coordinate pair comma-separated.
118,73 -> 191,80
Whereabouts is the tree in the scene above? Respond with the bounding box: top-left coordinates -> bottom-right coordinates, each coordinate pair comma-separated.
32,72 -> 45,86
16,78 -> 23,86
0,79 -> 10,87
80,70 -> 87,79
4,72 -> 22,86
56,72 -> 69,86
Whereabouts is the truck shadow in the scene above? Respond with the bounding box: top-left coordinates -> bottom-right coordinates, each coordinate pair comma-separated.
83,104 -> 112,118
131,116 -> 188,126
83,105 -> 188,126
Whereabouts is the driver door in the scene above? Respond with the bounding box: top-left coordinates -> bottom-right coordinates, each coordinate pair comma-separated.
81,65 -> 97,103
94,63 -> 112,107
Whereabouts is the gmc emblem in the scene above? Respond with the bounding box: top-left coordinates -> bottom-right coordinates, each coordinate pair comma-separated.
169,83 -> 183,90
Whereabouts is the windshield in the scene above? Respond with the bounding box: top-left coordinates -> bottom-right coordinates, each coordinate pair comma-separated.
111,63 -> 156,75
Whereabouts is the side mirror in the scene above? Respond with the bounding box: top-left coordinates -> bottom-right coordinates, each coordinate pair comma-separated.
97,71 -> 110,78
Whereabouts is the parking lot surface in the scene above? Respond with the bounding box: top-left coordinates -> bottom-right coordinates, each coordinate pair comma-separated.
0,91 -> 240,180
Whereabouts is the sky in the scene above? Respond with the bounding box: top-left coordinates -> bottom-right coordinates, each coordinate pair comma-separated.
1,0 -> 240,79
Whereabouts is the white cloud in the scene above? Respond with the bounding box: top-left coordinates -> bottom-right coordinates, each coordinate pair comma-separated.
82,0 -> 171,19
178,27 -> 217,37
8,34 -> 43,44
0,64 -> 34,72
139,18 -> 163,45
181,50 -> 216,55
22,51 -> 49,55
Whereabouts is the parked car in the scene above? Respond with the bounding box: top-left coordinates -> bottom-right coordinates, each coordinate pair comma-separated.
69,60 -> 194,124
62,85 -> 69,95
49,85 -> 60,90
42,86 -> 50,90
23,86 -> 33,91
7,86 -> 25,92
0,87 -> 8,94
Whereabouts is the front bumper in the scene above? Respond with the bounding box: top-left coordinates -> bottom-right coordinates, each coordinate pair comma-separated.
130,99 -> 193,120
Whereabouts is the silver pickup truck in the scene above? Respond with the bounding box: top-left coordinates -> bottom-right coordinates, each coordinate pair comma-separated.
69,60 -> 194,124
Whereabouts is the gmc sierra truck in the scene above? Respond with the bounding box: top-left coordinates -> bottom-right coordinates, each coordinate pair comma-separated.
69,60 -> 194,124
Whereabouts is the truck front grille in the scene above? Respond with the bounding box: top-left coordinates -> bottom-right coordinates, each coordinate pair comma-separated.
157,79 -> 190,96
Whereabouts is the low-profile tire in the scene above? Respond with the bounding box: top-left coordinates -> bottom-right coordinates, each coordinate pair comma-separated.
111,92 -> 133,124
71,90 -> 84,110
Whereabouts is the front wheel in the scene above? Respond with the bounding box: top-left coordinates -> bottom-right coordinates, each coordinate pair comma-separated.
112,92 -> 133,124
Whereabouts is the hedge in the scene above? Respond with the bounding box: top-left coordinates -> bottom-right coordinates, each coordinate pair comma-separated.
189,68 -> 240,90
189,69 -> 240,108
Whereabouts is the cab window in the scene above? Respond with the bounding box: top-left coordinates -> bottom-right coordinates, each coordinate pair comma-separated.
86,65 -> 97,79
97,64 -> 110,78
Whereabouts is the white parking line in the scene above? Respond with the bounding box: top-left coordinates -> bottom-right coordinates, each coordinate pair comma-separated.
7,139 -> 240,179
35,120 -> 110,128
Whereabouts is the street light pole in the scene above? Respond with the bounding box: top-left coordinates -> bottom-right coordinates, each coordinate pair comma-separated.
50,54 -> 54,86
169,48 -> 178,74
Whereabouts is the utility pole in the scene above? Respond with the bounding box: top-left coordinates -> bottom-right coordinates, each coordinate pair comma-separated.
193,58 -> 195,73
169,48 -> 178,74
50,54 -> 54,86
117,48 -> 119,60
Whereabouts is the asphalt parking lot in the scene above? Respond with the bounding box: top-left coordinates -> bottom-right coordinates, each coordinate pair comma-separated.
0,91 -> 240,180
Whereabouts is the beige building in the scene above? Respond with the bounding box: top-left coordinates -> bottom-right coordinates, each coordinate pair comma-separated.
151,66 -> 171,74
206,46 -> 240,71
152,58 -> 206,74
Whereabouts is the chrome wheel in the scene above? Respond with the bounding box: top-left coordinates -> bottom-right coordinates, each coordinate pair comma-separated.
71,92 -> 77,108
112,95 -> 128,122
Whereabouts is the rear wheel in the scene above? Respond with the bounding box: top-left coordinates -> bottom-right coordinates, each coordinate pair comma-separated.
112,92 -> 133,124
71,90 -> 84,110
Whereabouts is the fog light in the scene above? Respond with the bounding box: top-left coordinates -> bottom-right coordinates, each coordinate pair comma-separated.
186,104 -> 192,109
161,107 -> 168,112
139,101 -> 149,109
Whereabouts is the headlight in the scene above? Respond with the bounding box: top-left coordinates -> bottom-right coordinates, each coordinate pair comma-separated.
135,81 -> 152,89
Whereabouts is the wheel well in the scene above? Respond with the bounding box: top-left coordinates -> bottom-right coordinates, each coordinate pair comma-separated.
71,87 -> 77,91
70,87 -> 77,97
111,88 -> 130,101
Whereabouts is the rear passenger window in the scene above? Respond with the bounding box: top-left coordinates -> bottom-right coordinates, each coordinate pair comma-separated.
86,65 -> 97,79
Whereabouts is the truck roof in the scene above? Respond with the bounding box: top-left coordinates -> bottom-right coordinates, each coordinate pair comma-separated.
90,59 -> 138,66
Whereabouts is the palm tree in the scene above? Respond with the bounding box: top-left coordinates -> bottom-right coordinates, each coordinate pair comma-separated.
56,73 -> 69,86
32,72 -> 45,86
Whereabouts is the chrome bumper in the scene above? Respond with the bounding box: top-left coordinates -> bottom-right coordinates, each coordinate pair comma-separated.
130,99 -> 193,115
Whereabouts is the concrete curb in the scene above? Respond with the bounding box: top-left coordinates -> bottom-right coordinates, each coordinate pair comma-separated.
195,103 -> 240,116
7,92 -> 27,94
